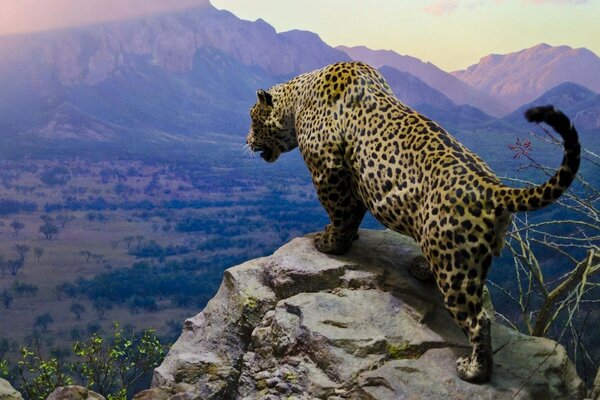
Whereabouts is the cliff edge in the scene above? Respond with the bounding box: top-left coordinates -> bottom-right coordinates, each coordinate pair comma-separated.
149,229 -> 586,400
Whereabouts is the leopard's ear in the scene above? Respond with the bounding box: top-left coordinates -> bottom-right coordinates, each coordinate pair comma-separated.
256,89 -> 273,107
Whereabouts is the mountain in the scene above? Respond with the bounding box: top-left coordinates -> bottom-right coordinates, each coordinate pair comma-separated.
505,82 -> 600,132
372,67 -> 493,130
453,44 -> 600,112
337,45 -> 508,116
0,4 -> 349,159
378,65 -> 455,110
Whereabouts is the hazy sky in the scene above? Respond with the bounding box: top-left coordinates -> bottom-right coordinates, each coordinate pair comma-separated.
0,0 -> 597,71
211,0 -> 599,71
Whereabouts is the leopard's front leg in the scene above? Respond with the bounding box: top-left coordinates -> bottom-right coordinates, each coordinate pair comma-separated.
312,168 -> 366,255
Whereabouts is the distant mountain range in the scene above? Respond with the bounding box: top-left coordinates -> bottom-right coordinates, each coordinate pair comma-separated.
505,82 -> 600,131
337,45 -> 508,117
453,43 -> 600,110
0,4 -> 347,157
0,2 -> 597,160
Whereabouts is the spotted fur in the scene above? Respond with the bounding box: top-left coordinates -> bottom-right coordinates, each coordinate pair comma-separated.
246,62 -> 580,383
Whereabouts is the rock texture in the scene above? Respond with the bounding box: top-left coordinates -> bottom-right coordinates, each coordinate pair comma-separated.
153,229 -> 586,399
46,386 -> 105,400
591,368 -> 600,400
0,379 -> 23,400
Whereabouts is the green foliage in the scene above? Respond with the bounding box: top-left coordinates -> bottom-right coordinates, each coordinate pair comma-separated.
16,347 -> 74,400
0,199 -> 37,216
12,281 -> 38,297
76,256 -> 227,311
33,314 -> 53,332
72,323 -> 165,397
39,166 -> 71,187
127,240 -> 191,258
6,323 -> 166,400
39,222 -> 59,240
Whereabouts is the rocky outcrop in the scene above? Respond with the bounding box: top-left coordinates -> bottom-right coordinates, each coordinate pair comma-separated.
46,386 -> 105,400
152,229 -> 586,399
0,379 -> 23,400
592,368 -> 600,400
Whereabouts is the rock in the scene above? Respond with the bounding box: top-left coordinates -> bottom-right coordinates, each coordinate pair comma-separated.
152,229 -> 586,400
591,368 -> 600,400
0,378 -> 23,400
133,383 -> 201,400
46,385 -> 105,400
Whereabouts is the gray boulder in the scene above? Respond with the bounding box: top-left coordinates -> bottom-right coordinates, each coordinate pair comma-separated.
46,386 -> 105,400
153,229 -> 586,399
0,379 -> 23,400
591,368 -> 600,400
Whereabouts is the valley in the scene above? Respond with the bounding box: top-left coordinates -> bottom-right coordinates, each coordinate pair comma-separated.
0,154 -> 345,359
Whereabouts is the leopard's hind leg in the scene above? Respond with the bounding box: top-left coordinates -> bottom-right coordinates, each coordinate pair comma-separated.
427,239 -> 494,383
409,255 -> 433,282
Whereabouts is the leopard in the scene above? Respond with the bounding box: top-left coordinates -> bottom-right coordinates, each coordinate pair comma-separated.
245,61 -> 580,383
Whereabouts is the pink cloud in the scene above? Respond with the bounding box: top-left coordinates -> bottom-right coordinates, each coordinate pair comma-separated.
424,0 -> 460,15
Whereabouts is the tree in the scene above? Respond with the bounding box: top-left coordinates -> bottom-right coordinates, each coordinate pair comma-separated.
13,244 -> 30,261
39,214 -> 54,225
489,129 -> 600,386
55,214 -> 76,229
2,291 -> 13,309
34,247 -> 44,264
55,282 -> 78,299
34,313 -> 54,332
10,220 -> 24,239
0,337 -> 11,359
123,236 -> 134,249
93,298 -> 112,319
12,281 -> 37,297
69,302 -> 86,320
79,250 -> 92,263
40,222 -> 59,240
7,259 -> 24,276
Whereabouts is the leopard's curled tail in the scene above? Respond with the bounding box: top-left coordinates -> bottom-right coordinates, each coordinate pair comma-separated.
494,105 -> 581,212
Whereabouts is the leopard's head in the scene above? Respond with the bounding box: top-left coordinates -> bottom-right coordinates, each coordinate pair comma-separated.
246,89 -> 297,163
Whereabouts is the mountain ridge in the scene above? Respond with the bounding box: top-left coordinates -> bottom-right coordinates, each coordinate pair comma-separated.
0,4 -> 348,153
0,6 -> 597,161
337,44 -> 509,116
452,43 -> 600,111
505,81 -> 600,132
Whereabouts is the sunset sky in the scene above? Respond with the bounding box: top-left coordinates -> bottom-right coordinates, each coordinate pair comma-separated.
0,0 -> 598,71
